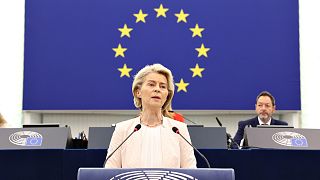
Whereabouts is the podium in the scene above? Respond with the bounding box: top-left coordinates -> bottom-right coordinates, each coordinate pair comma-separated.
0,127 -> 72,149
245,128 -> 320,149
78,168 -> 235,180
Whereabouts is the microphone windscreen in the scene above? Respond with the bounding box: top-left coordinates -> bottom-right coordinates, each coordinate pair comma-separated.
172,127 -> 179,134
134,124 -> 141,131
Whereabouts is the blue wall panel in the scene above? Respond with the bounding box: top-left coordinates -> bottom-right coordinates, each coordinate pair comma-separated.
23,0 -> 300,110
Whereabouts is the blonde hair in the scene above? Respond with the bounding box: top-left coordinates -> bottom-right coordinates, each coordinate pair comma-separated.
132,64 -> 175,118
0,114 -> 7,127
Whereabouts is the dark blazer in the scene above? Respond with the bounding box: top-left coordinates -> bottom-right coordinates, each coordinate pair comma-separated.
232,116 -> 288,149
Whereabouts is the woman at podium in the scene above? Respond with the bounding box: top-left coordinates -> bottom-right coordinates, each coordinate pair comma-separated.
104,64 -> 197,168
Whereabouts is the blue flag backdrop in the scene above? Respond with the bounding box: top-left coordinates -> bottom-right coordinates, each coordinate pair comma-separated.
23,0 -> 300,110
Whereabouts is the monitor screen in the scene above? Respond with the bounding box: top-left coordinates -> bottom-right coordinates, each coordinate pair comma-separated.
256,125 -> 294,128
23,123 -> 60,128
187,124 -> 204,127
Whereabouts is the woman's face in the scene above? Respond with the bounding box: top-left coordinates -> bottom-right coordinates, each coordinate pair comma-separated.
136,72 -> 169,110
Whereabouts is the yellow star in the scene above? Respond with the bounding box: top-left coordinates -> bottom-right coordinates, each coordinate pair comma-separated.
118,64 -> 133,78
175,9 -> 189,23
154,4 -> 169,18
133,9 -> 148,23
175,79 -> 190,92
118,24 -> 133,38
195,43 -> 210,58
112,44 -> 127,58
190,64 -> 205,77
190,24 -> 205,38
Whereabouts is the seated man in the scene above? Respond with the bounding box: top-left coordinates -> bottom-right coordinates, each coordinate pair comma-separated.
233,91 -> 288,148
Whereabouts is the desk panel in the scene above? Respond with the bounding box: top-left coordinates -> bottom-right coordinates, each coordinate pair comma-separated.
0,149 -> 63,180
1,149 -> 319,180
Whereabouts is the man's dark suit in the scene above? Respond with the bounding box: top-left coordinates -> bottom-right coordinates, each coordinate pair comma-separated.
232,116 -> 288,148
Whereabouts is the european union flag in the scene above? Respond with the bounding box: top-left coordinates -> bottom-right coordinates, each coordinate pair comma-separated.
26,137 -> 43,146
291,138 -> 308,147
24,0 -> 300,110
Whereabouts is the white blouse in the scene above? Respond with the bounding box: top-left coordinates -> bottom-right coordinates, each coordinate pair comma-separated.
140,125 -> 163,167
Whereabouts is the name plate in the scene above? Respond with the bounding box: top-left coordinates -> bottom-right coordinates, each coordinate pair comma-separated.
0,127 -> 72,149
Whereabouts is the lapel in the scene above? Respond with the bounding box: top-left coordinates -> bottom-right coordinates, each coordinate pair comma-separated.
251,117 -> 260,127
270,118 -> 275,125
126,117 -> 143,166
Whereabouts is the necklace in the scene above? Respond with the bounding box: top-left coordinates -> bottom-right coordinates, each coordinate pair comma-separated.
141,119 -> 163,127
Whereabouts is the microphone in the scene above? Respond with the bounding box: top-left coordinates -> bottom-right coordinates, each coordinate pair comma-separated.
215,117 -> 240,149
103,124 -> 141,167
172,127 -> 211,168
168,110 -> 197,124
216,117 -> 223,127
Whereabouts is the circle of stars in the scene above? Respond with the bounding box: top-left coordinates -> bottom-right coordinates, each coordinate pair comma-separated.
112,4 -> 212,93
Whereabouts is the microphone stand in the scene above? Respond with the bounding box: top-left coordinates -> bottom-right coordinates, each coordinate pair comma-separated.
103,124 -> 141,167
215,117 -> 240,149
172,127 -> 211,168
